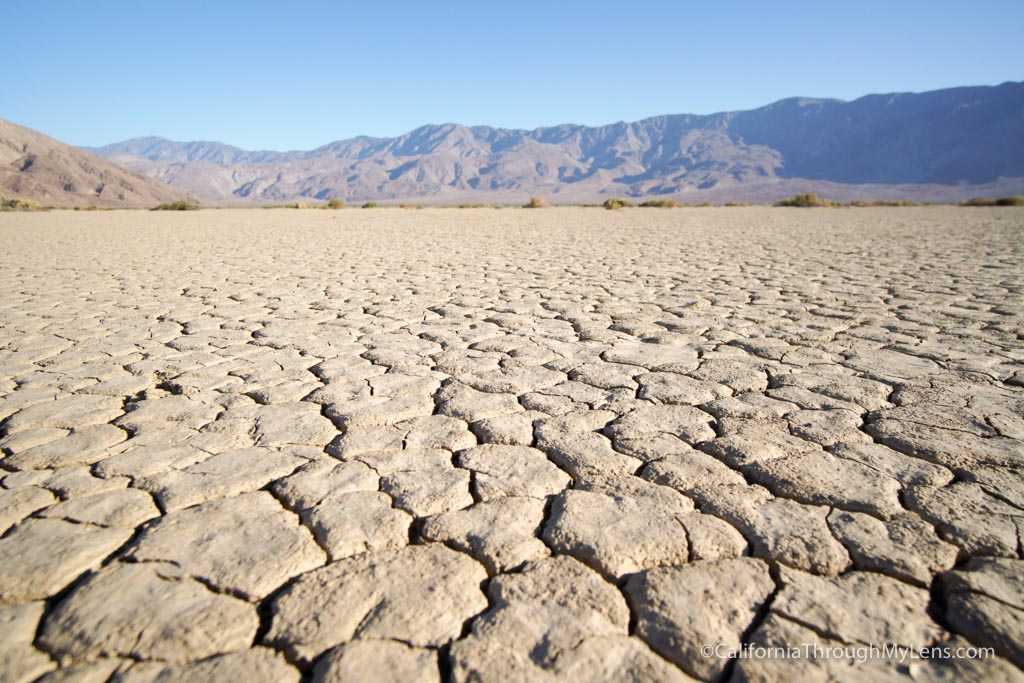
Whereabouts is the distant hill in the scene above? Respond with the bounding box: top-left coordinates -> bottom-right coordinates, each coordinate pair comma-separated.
87,81 -> 1024,204
0,119 -> 190,208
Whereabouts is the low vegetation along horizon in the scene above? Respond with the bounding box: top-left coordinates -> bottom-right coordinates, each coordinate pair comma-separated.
248,194 -> 1024,211
4,194 -> 1024,212
1,196 -> 47,212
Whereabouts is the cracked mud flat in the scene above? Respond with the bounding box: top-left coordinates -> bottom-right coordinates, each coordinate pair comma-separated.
0,206 -> 1022,682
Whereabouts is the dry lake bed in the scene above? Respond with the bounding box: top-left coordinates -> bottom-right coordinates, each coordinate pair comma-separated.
1,206 -> 1022,682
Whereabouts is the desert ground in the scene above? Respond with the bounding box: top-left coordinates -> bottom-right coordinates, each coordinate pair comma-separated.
0,206 -> 1022,682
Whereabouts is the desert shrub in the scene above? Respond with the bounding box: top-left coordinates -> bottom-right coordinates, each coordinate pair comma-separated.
723,202 -> 749,207
639,199 -> 679,208
1,196 -> 45,211
967,196 -> 1024,206
523,197 -> 548,208
699,201 -> 713,207
398,203 -> 423,209
362,201 -> 378,209
847,199 -> 919,207
326,199 -> 345,209
603,197 -> 634,210
152,200 -> 199,211
774,193 -> 838,207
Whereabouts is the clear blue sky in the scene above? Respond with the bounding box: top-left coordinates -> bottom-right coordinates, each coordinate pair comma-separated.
3,0 -> 1021,150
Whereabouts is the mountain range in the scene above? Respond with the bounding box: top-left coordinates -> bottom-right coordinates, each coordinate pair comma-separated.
84,81 -> 1024,204
4,81 -> 1023,208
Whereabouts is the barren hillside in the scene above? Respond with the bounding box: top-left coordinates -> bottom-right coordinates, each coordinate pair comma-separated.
1,119 -> 190,208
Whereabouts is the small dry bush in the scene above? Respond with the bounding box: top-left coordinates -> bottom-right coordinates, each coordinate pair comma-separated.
523,197 -> 548,208
774,193 -> 838,207
639,199 -> 679,208
152,201 -> 199,211
959,196 -> 1024,207
603,197 -> 634,210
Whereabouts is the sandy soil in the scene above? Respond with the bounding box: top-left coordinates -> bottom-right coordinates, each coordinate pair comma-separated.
1,207 -> 1022,681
